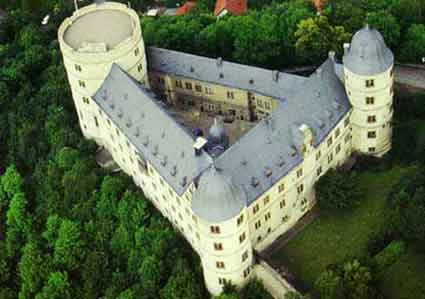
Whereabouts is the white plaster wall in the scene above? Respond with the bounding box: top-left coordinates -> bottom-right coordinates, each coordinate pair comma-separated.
195,209 -> 253,295
344,66 -> 394,156
58,2 -> 148,142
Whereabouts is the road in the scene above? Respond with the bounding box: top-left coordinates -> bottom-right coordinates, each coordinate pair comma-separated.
395,65 -> 425,90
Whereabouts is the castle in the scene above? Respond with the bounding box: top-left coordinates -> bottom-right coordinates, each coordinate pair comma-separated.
58,2 -> 394,295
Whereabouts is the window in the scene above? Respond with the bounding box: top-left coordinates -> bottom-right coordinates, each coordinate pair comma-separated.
185,82 -> 192,90
253,204 -> 259,214
317,166 -> 322,176
345,134 -> 351,143
214,243 -> 223,251
297,184 -> 304,194
227,91 -> 234,99
218,278 -> 228,285
265,212 -> 271,221
237,215 -> 244,226
316,150 -> 321,161
243,267 -> 251,278
263,196 -> 270,205
297,168 -> 303,178
366,97 -> 375,105
282,215 -> 289,223
94,116 -> 99,127
137,64 -> 143,72
327,137 -> 333,147
176,80 -> 183,88
328,153 -> 333,163
82,97 -> 89,104
278,183 -> 285,193
344,118 -> 350,127
368,147 -> 376,153
336,144 -> 341,154
367,115 -> 376,123
210,226 -> 220,234
216,261 -> 225,269
257,99 -> 263,108
335,128 -> 340,138
242,251 -> 249,262
78,80 -> 86,88
239,232 -> 246,243
368,131 -> 376,138
366,79 -> 375,87
279,199 -> 285,209
159,77 -> 165,85
254,220 -> 261,229
205,87 -> 213,95
134,48 -> 140,56
195,84 -> 202,92
74,64 -> 82,72
264,102 -> 271,110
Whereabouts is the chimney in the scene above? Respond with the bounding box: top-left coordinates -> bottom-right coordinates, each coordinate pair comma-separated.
343,43 -> 350,56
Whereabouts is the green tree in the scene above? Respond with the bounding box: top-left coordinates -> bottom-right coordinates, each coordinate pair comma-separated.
387,168 -> 425,243
18,239 -> 50,299
295,16 -> 351,64
400,24 -> 425,63
1,165 -> 23,198
316,169 -> 362,210
315,260 -> 379,299
367,11 -> 400,50
160,259 -> 203,299
53,219 -> 85,271
5,192 -> 28,257
35,271 -> 71,299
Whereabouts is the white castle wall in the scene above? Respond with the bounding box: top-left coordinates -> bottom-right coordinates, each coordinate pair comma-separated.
344,66 -> 394,157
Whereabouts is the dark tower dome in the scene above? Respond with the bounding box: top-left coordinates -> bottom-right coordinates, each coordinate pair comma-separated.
191,166 -> 246,223
343,24 -> 394,76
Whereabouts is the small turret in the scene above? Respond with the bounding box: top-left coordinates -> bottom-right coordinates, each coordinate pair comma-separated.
207,117 -> 229,156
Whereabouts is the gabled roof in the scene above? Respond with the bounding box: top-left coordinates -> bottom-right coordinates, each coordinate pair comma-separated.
147,47 -> 306,101
214,0 -> 247,16
214,59 -> 351,204
92,64 -> 213,195
176,1 -> 197,15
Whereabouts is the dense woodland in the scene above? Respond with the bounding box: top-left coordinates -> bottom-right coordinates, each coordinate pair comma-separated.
0,0 -> 424,299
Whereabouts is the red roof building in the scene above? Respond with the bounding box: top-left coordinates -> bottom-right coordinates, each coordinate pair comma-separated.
214,0 -> 247,17
313,0 -> 326,13
176,1 -> 197,15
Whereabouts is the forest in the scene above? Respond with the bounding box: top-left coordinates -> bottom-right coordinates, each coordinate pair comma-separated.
0,0 -> 424,299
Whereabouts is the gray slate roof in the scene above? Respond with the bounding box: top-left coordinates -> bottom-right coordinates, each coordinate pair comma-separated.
147,47 -> 307,100
92,52 -> 351,219
343,25 -> 394,76
214,58 -> 351,205
92,64 -> 213,195
191,166 -> 246,222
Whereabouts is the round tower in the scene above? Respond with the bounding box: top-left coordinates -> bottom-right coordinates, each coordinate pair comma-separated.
58,1 -> 148,141
343,25 -> 394,157
191,166 -> 253,295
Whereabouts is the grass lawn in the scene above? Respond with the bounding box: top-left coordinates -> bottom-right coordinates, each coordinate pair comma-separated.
268,166 -> 406,291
